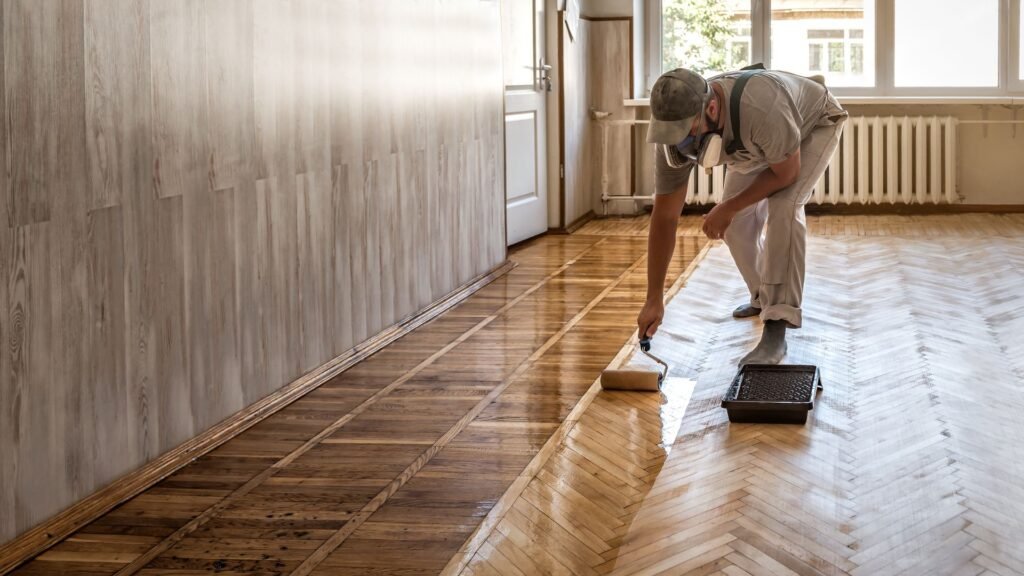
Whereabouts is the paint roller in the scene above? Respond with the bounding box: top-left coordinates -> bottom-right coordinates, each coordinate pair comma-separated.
599,336 -> 669,392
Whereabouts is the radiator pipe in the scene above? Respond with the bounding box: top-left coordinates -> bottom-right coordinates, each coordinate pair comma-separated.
592,116 -> 652,214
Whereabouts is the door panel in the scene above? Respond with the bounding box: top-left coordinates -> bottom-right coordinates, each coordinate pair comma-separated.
502,0 -> 536,88
505,112 -> 539,204
503,0 -> 548,246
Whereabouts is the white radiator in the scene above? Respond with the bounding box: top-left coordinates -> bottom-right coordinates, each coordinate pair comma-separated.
685,116 -> 959,205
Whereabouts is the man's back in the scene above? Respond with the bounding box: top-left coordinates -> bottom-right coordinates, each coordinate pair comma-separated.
714,69 -> 844,173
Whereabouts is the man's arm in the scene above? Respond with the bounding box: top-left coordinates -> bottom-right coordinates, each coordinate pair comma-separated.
702,148 -> 801,239
647,187 -> 687,301
727,148 -> 801,213
637,185 -> 687,338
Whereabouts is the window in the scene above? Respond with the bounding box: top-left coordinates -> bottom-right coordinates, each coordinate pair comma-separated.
662,0 -> 751,76
851,43 -> 864,75
804,30 -> 860,76
772,1 -> 875,87
652,0 -> 1023,95
731,40 -> 751,68
808,44 -> 823,71
728,27 -> 752,70
828,42 -> 844,72
1015,0 -> 1024,78
894,0 -> 999,87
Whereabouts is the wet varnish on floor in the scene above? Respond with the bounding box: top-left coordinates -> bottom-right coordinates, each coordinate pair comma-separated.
457,213 -> 1024,576
10,233 -> 705,575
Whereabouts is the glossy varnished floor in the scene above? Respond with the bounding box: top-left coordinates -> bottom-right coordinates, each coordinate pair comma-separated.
10,233 -> 705,575
457,214 -> 1024,576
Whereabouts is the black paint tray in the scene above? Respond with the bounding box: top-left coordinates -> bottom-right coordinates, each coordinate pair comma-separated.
721,364 -> 822,424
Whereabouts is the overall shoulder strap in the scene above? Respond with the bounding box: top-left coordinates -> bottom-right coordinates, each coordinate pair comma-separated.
725,70 -> 761,156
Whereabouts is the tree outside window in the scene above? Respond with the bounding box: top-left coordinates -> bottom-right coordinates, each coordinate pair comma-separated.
662,0 -> 750,76
731,40 -> 750,68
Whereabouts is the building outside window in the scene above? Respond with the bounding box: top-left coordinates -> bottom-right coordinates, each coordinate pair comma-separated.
772,1 -> 874,86
802,29 -> 864,77
662,0 -> 874,87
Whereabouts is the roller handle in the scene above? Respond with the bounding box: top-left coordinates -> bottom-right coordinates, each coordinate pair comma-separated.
639,336 -> 652,352
637,335 -> 668,385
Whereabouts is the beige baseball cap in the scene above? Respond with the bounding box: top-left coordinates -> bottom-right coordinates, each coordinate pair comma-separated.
646,68 -> 710,145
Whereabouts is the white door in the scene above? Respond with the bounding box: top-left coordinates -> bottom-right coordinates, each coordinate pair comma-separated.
503,0 -> 549,246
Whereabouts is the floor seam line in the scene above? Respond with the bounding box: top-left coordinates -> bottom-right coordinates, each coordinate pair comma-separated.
440,239 -> 713,576
109,237 -> 611,575
288,250 -> 652,575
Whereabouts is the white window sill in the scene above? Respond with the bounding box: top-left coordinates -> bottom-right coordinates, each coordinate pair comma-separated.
625,96 -> 1024,107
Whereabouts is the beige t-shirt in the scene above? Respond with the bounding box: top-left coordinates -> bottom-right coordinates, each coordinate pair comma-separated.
655,70 -> 845,195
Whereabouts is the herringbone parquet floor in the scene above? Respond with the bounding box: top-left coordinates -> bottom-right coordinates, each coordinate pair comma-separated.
448,218 -> 1024,576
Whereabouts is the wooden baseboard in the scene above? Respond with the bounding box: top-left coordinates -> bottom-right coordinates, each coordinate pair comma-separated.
0,260 -> 517,575
565,210 -> 596,233
809,204 -> 1024,215
545,211 -> 598,237
684,203 -> 1024,215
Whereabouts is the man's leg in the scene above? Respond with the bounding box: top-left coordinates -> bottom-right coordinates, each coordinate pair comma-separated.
722,169 -> 768,317
741,118 -> 846,365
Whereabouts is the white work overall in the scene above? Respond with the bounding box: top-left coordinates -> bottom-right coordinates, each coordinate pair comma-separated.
721,116 -> 846,328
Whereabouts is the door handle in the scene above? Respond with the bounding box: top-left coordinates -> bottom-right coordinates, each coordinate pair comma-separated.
536,57 -> 553,92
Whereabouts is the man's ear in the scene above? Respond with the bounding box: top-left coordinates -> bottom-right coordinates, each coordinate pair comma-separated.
707,95 -> 719,122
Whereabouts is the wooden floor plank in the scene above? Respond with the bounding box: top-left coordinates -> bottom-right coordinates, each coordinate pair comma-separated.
8,234 -> 702,575
13,214 -> 1024,575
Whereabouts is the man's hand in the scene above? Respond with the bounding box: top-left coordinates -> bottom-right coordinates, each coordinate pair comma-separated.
637,298 -> 665,339
702,202 -> 736,240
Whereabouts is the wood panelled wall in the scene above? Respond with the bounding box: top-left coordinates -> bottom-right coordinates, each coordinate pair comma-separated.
0,0 -> 505,545
588,19 -> 632,215
563,18 -> 592,226
562,18 -> 632,224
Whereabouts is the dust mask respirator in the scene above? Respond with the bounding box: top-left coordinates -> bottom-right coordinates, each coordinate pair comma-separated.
660,84 -> 723,174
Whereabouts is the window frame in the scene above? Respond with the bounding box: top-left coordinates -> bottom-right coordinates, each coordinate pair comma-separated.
1011,0 -> 1024,91
646,0 -> 1024,97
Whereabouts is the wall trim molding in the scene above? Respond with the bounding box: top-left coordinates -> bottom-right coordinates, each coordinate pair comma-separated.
579,16 -> 632,22
545,209 -> 597,236
565,210 -> 597,233
807,204 -> 1024,215
681,203 -> 1024,215
0,259 -> 517,575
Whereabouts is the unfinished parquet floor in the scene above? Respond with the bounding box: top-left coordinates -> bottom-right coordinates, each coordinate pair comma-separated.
455,215 -> 1024,576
